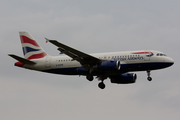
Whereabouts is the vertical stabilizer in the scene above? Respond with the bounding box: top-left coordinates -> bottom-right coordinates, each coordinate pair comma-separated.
19,31 -> 48,59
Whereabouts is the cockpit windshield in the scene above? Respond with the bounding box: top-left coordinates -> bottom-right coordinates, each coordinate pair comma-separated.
157,53 -> 167,56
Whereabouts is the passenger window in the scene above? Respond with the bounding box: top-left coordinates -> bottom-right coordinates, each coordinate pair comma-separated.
157,53 -> 159,56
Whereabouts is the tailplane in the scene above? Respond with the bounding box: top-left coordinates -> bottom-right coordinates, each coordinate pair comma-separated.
8,54 -> 36,65
19,31 -> 48,59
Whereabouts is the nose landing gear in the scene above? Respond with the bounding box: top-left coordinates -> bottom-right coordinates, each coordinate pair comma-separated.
147,70 -> 152,81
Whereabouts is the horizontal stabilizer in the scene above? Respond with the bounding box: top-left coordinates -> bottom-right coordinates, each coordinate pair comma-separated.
8,54 -> 36,65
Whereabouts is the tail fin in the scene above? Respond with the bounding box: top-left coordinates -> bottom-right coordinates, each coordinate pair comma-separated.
19,31 -> 48,60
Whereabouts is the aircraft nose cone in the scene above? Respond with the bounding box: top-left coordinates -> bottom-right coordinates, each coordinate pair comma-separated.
170,60 -> 174,66
167,57 -> 174,66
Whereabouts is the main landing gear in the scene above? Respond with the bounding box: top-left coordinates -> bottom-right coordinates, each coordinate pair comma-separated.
147,70 -> 152,81
97,76 -> 107,89
86,75 -> 94,81
86,75 -> 106,89
98,82 -> 105,89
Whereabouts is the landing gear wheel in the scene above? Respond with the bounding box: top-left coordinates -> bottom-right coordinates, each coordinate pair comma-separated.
146,70 -> 152,81
86,75 -> 94,81
98,82 -> 105,89
147,77 -> 152,81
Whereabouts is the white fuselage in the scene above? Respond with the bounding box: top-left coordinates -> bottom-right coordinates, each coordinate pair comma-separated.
22,50 -> 174,76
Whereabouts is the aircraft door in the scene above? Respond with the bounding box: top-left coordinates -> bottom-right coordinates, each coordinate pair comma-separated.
45,57 -> 51,68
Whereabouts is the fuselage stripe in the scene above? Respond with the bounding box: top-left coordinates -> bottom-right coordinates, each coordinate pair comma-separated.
132,52 -> 153,54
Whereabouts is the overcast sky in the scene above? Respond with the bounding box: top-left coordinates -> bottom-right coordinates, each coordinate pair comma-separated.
0,0 -> 180,120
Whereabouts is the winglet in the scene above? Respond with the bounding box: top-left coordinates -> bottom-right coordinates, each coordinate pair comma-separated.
45,38 -> 49,43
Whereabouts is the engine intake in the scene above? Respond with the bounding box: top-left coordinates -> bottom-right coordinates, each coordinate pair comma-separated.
110,73 -> 137,84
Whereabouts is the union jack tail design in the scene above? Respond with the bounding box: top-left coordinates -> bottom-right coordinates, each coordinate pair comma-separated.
19,31 -> 48,60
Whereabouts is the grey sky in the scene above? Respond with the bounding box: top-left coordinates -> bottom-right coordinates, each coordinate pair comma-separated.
0,0 -> 180,120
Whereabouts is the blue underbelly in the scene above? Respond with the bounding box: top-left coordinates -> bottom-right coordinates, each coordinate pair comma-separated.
42,62 -> 173,75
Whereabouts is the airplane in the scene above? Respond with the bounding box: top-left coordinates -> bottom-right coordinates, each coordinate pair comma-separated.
9,31 -> 174,89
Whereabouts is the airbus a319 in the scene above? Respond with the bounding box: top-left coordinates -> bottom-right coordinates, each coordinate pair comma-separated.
9,31 -> 174,89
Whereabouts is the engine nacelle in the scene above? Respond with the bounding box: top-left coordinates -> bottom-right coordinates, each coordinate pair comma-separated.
94,60 -> 120,71
110,73 -> 137,84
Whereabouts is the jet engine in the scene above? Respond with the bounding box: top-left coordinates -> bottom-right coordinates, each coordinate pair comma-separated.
110,73 -> 137,84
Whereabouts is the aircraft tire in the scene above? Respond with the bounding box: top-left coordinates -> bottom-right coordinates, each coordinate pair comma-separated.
98,82 -> 105,89
86,75 -> 94,81
147,77 -> 152,81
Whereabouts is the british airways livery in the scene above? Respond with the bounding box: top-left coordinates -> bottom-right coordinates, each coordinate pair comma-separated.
9,31 -> 174,89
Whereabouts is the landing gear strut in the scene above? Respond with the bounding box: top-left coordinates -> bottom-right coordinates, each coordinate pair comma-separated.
147,70 -> 152,81
97,76 -> 107,89
98,82 -> 105,89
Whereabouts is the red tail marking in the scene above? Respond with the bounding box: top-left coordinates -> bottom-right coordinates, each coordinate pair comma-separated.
20,35 -> 40,47
27,52 -> 47,60
15,62 -> 24,67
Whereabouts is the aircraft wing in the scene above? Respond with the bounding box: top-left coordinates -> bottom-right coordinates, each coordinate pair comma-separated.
45,38 -> 101,66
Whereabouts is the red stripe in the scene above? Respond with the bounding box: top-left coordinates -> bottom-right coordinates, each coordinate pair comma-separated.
132,52 -> 153,54
15,62 -> 24,67
27,52 -> 47,60
20,35 -> 40,47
